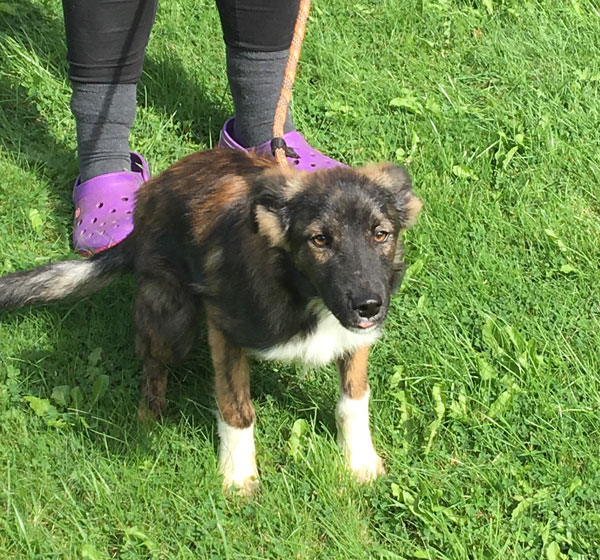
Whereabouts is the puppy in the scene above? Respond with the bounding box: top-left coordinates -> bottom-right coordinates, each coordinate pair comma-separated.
0,149 -> 421,494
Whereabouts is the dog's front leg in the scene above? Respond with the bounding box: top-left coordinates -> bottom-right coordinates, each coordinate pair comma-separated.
207,317 -> 258,495
336,346 -> 385,482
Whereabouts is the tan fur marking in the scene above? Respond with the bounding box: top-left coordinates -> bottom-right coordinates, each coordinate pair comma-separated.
207,316 -> 255,429
305,223 -> 334,265
359,163 -> 422,228
191,175 -> 251,241
338,345 -> 370,400
261,165 -> 308,199
255,205 -> 286,247
309,246 -> 332,265
381,236 -> 398,260
358,164 -> 395,189
403,194 -> 423,227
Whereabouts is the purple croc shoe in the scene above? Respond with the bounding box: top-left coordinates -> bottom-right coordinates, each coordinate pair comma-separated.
73,152 -> 150,256
218,117 -> 346,171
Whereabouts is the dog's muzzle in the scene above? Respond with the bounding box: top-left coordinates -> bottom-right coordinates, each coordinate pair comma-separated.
348,292 -> 384,329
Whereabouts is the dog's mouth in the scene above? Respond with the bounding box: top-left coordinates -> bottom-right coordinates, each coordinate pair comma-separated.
308,298 -> 386,334
347,320 -> 381,334
345,310 -> 388,333
337,307 -> 388,333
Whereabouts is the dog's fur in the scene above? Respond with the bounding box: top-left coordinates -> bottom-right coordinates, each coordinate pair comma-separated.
0,149 -> 421,494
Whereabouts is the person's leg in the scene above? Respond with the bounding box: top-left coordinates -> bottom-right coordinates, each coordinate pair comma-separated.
216,0 -> 297,148
62,0 -> 156,253
63,0 -> 157,181
216,0 -> 344,170
225,48 -> 294,148
69,83 -> 137,183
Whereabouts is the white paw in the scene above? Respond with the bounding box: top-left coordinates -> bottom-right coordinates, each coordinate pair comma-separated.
347,448 -> 386,483
217,419 -> 259,496
220,462 -> 259,496
336,391 -> 385,483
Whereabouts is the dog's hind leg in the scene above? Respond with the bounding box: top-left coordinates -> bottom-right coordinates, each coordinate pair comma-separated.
134,272 -> 198,421
206,316 -> 258,496
336,346 -> 385,482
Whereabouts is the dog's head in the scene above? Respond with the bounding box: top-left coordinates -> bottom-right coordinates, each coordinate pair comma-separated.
250,163 -> 422,332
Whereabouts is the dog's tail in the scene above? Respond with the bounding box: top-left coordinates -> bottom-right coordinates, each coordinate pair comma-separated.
0,241 -> 132,310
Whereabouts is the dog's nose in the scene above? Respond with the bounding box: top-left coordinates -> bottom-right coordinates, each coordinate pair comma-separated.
351,295 -> 382,319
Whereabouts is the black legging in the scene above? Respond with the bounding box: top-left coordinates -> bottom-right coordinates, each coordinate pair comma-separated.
63,0 -> 300,84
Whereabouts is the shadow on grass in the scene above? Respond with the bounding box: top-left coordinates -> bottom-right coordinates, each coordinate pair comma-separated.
2,279 -> 338,462
1,0 -> 229,175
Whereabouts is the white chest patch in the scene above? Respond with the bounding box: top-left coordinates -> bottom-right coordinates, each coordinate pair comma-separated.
255,304 -> 382,366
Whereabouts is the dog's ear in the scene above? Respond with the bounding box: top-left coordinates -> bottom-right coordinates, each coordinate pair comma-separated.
362,163 -> 423,228
250,167 -> 305,248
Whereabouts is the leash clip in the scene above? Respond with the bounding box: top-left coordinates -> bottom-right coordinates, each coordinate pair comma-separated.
270,137 -> 300,159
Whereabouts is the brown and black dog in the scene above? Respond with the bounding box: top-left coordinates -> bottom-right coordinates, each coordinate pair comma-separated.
0,149 -> 421,494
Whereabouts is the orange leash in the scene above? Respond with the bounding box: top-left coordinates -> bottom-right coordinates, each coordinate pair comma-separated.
272,0 -> 311,166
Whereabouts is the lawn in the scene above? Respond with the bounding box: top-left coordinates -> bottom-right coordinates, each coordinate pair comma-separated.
1,0 -> 600,558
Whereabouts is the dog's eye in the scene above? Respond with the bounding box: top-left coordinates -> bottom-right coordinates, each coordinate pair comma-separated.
311,234 -> 328,247
374,230 -> 390,243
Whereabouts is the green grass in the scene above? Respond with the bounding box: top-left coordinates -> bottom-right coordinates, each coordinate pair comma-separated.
1,0 -> 600,558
